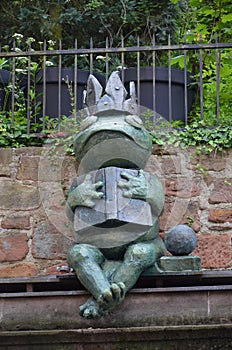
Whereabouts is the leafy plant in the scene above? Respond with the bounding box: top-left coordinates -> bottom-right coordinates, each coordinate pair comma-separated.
151,120 -> 232,154
0,1 -> 180,49
0,112 -> 41,147
169,0 -> 232,126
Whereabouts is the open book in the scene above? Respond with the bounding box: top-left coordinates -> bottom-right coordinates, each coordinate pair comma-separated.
74,167 -> 153,235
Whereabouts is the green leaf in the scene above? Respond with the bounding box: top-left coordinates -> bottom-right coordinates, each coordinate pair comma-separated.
221,14 -> 232,23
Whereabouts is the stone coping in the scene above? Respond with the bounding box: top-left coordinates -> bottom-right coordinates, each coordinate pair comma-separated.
0,272 -> 231,349
0,277 -> 232,331
0,324 -> 232,349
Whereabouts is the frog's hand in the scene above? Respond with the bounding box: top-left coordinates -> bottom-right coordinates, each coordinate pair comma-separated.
118,170 -> 147,200
66,174 -> 103,216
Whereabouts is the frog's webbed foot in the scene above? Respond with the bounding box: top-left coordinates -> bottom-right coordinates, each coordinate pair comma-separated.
79,298 -> 103,319
79,283 -> 126,319
97,282 -> 126,309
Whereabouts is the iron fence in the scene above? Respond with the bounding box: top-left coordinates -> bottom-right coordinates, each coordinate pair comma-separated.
0,37 -> 231,134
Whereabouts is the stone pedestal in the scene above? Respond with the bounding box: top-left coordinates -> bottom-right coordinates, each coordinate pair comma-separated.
159,256 -> 202,273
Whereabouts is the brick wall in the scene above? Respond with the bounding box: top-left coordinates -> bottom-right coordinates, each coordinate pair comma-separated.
0,146 -> 231,277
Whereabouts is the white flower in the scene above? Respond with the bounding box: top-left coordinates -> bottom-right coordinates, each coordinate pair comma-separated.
12,33 -> 24,39
96,55 -> 106,61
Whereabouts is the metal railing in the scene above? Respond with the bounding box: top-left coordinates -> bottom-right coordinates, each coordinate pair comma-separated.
0,37 -> 231,134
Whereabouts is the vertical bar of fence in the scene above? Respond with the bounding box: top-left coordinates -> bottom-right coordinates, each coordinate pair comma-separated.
168,35 -> 172,123
90,38 -> 93,74
27,44 -> 31,134
152,35 -> 156,123
137,37 -> 141,110
184,35 -> 188,125
74,39 -> 78,117
215,35 -> 220,125
199,36 -> 204,120
42,40 -> 47,130
121,36 -> 125,84
105,37 -> 109,84
11,41 -> 16,128
58,40 -> 62,130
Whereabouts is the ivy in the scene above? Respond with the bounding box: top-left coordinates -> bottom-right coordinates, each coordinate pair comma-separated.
151,120 -> 232,154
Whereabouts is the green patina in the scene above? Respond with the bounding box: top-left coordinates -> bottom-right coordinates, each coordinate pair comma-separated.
66,71 -> 200,319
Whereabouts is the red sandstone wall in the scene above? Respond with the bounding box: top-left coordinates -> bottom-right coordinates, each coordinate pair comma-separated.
0,146 -> 231,277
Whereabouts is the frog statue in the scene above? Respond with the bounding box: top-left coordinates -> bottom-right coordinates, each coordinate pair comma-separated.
66,71 -> 166,319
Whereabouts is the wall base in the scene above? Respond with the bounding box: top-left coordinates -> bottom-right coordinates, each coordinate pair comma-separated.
1,325 -> 232,350
0,273 -> 231,349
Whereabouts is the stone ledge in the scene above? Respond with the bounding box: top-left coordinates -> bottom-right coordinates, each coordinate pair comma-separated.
0,273 -> 232,349
1,284 -> 232,331
0,325 -> 232,349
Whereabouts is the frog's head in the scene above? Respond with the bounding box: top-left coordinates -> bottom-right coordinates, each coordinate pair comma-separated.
74,72 -> 152,173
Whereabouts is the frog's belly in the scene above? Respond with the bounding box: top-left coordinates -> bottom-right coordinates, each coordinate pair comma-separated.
74,221 -> 155,248
74,167 -> 154,248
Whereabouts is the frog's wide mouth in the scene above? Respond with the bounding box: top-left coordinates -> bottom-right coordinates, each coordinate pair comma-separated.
76,130 -> 151,173
74,116 -> 152,159
78,130 -> 134,161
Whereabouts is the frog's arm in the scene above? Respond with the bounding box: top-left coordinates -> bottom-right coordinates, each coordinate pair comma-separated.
66,175 -> 103,222
119,170 -> 164,217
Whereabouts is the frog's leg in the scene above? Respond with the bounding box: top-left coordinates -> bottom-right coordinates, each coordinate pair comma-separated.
68,244 -> 110,301
113,238 -> 165,292
68,244 -> 126,318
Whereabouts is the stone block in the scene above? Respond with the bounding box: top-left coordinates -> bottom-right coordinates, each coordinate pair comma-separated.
38,156 -> 65,182
209,209 -> 232,223
0,233 -> 29,262
1,214 -> 31,229
32,220 -> 73,259
0,262 -> 38,277
161,156 -> 182,174
0,148 -> 12,177
209,178 -> 232,204
151,144 -> 178,155
0,181 -> 40,210
159,199 -> 201,232
159,255 -> 201,272
193,233 -> 232,269
60,156 -> 77,183
209,225 -> 232,231
15,147 -> 42,156
188,152 -> 227,171
165,177 -> 201,198
16,156 -> 39,181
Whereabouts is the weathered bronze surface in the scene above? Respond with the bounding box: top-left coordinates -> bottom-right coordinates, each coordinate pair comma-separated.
66,71 -> 201,319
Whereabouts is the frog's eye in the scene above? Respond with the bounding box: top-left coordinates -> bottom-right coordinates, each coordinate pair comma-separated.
125,114 -> 143,129
79,115 -> 98,131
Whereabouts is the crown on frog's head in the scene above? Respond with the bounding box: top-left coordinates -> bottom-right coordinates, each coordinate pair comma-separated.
83,71 -> 138,116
